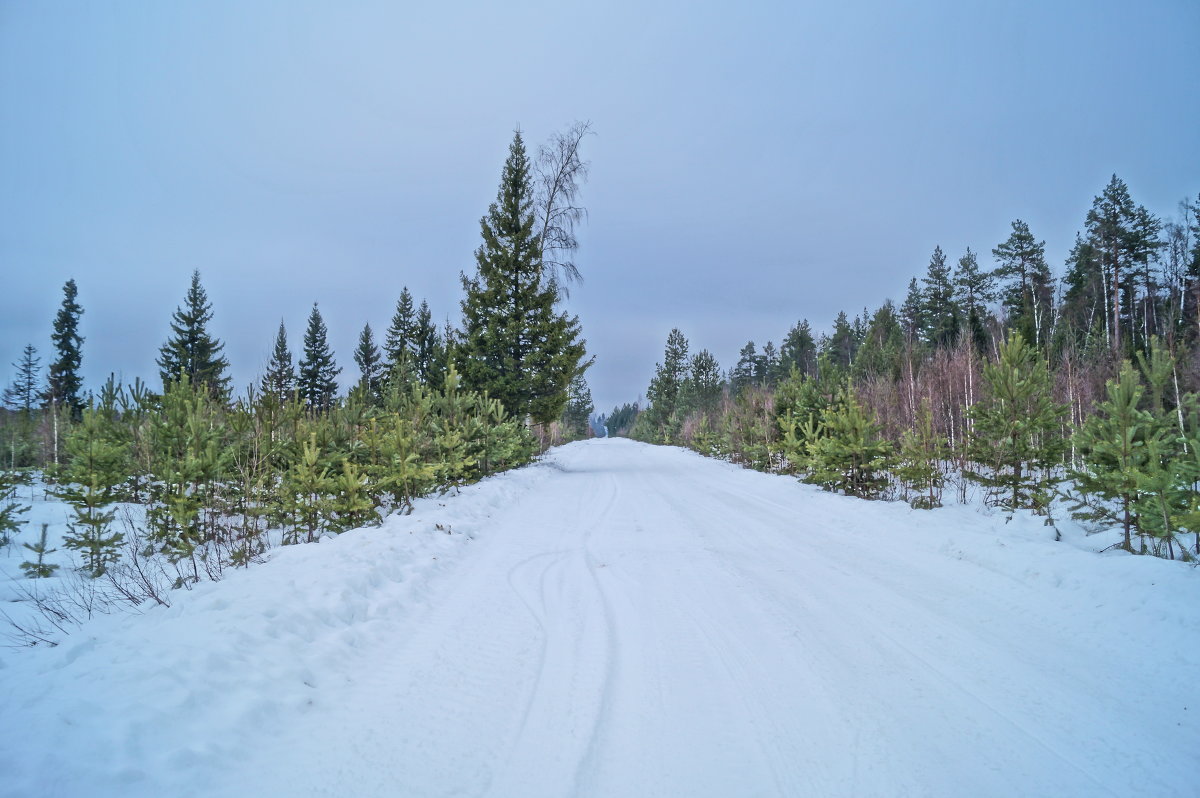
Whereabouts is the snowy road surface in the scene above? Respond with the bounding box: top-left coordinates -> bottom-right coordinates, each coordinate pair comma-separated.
2,438 -> 1197,797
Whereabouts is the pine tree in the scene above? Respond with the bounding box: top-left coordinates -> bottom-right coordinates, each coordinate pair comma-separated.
353,323 -> 384,404
688,350 -> 724,413
731,341 -> 759,395
992,220 -> 1052,351
921,246 -> 959,347
760,341 -> 779,386
1067,361 -> 1159,552
1085,175 -> 1139,353
802,381 -> 893,500
779,320 -> 817,377
3,345 -> 41,411
895,398 -> 949,509
853,301 -> 905,380
297,303 -> 341,413
644,329 -> 690,440
146,375 -> 224,581
55,400 -> 129,576
827,311 -> 856,368
282,435 -> 334,544
459,131 -> 590,425
156,270 -> 231,399
45,278 -> 85,416
966,332 -> 1067,514
260,320 -> 296,402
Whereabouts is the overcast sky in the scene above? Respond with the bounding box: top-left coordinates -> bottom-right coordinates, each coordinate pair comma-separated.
2,0 -> 1198,414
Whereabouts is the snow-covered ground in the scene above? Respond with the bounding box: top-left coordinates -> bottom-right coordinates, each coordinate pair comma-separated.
2,438 -> 1197,797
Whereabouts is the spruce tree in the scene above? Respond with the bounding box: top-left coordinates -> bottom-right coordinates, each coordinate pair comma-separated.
921,246 -> 959,347
157,270 -> 231,399
260,320 -> 296,401
560,373 -> 594,440
900,277 -> 925,342
458,131 -> 589,425
20,524 -> 59,578
46,278 -> 85,416
954,247 -> 994,351
1060,232 -> 1105,341
353,322 -> 384,404
384,287 -> 418,384
3,345 -> 42,469
4,345 -> 41,411
414,300 -> 441,386
297,303 -> 341,413
0,467 -> 28,547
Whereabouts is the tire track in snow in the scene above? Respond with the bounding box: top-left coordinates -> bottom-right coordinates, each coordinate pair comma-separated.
654,460 -> 1128,797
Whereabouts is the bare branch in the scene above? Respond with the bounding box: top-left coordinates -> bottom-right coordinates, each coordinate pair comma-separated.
536,120 -> 594,297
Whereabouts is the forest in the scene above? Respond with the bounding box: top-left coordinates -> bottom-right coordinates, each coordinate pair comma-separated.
611,175 -> 1200,560
0,128 -> 595,611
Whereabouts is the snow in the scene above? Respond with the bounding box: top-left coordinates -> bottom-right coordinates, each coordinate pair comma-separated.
2,438 -> 1197,797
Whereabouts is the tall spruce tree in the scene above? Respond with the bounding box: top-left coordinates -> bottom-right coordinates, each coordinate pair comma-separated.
353,322 -> 384,403
4,344 -> 41,411
384,287 -> 418,384
900,277 -> 925,342
921,246 -> 959,347
954,247 -> 994,351
458,131 -> 589,424
1061,232 -> 1105,341
414,300 -> 441,386
46,278 -> 85,415
560,373 -> 594,440
297,303 -> 341,413
157,270 -> 231,399
260,320 -> 296,401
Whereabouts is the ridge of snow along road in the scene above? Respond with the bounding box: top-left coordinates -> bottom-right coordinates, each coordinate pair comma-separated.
1,438 -> 1198,798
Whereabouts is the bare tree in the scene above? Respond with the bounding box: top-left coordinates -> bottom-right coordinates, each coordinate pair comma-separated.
535,120 -> 593,296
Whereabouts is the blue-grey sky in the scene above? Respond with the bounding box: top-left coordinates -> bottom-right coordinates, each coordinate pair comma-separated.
2,0 -> 1198,414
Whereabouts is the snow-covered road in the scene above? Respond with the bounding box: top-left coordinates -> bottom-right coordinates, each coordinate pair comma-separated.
3,439 -> 1197,797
